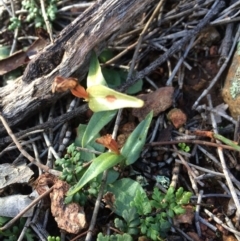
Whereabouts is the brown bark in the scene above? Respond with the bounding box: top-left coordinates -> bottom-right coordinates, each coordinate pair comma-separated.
0,0 -> 153,131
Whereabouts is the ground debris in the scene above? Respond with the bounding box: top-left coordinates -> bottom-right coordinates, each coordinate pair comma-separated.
35,173 -> 86,234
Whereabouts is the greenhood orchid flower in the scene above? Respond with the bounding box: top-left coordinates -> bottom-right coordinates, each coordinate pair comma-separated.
52,76 -> 144,112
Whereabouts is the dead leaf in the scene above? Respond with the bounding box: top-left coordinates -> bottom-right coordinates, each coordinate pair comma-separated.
173,205 -> 194,226
96,134 -> 120,154
34,173 -> 57,195
132,87 -> 174,121
35,173 -> 86,234
167,108 -> 187,128
52,76 -> 89,99
102,192 -> 116,210
51,76 -> 78,93
0,38 -> 47,75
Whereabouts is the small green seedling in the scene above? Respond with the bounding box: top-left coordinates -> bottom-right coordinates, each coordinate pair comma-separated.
47,236 -> 60,241
178,142 -> 190,152
97,233 -> 133,241
8,17 -> 21,30
8,0 -> 59,30
129,187 -> 192,240
0,217 -> 35,241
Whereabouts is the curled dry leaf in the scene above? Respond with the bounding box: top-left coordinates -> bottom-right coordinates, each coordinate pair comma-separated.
132,87 -> 174,121
96,134 -> 120,154
167,108 -> 187,128
52,76 -> 78,93
102,192 -> 116,210
51,76 -> 89,99
0,38 -> 47,75
35,173 -> 86,234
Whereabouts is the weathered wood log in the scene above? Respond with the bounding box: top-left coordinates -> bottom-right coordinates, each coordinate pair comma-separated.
0,0 -> 154,132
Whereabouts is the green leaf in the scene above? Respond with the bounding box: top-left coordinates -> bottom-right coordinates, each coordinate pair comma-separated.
64,195 -> 73,204
97,233 -> 133,241
127,227 -> 139,236
120,208 -> 140,235
175,187 -> 184,200
25,228 -> 35,241
147,224 -> 159,241
87,51 -> 107,87
106,178 -> 147,216
159,220 -> 171,237
67,153 -> 125,196
82,110 -> 117,147
140,220 -> 147,234
173,206 -> 186,215
131,189 -> 151,215
99,49 -> 114,63
81,144 -> 102,162
166,186 -> 175,199
121,111 -> 153,165
0,46 -> 10,60
75,124 -> 104,161
0,216 -> 10,226
117,69 -> 143,94
185,145 -> 190,152
116,233 -> 133,241
97,233 -> 110,241
97,168 -> 120,184
126,79 -> 143,94
122,208 -> 139,225
167,209 -> 174,218
177,191 -> 192,205
102,68 -> 122,87
88,85 -> 144,112
114,218 -> 126,232
102,68 -> 143,94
